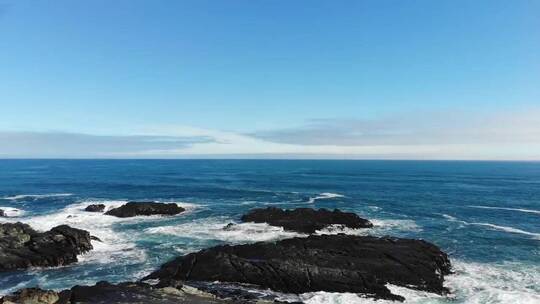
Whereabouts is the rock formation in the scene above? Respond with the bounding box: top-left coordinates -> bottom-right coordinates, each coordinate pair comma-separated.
0,223 -> 93,271
241,207 -> 373,233
145,234 -> 451,301
105,202 -> 185,218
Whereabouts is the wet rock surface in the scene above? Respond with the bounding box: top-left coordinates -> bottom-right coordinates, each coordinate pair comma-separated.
105,201 -> 185,218
241,207 -> 373,233
0,223 -> 93,272
0,209 -> 5,217
145,234 -> 451,301
0,282 -> 246,304
83,204 -> 105,212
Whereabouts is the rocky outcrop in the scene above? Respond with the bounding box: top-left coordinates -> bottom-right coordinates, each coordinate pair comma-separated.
0,282 -> 236,304
105,202 -> 185,218
84,204 -> 105,212
0,223 -> 93,271
240,207 -> 373,233
0,287 -> 65,304
0,209 -> 5,217
145,234 -> 451,301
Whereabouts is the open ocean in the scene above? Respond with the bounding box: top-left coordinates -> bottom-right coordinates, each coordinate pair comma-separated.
0,159 -> 538,303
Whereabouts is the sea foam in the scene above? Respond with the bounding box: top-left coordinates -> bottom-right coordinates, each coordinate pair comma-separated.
468,205 -> 540,215
278,261 -> 540,303
0,207 -> 25,217
307,192 -> 345,204
2,193 -> 73,200
145,216 -> 303,243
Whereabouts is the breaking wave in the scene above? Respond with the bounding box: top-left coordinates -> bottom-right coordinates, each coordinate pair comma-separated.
0,207 -> 25,217
2,193 -> 73,200
145,216 -> 303,243
468,205 -> 540,215
307,192 -> 345,204
441,214 -> 540,240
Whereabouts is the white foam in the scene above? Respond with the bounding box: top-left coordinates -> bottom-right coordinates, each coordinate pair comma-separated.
0,206 -> 25,217
441,214 -> 458,221
445,261 -> 540,304
2,193 -> 73,200
0,200 -> 199,266
315,218 -> 421,237
307,192 -> 345,204
440,214 -> 540,240
316,224 -> 370,236
279,261 -> 540,303
145,217 -> 304,244
371,219 -> 422,233
468,205 -> 540,215
281,285 -> 443,304
471,222 -> 540,240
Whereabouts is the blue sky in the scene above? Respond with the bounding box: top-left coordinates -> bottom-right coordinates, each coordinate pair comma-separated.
0,0 -> 539,159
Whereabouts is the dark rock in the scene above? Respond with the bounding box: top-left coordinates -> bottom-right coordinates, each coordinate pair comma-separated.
0,209 -> 5,217
84,204 -> 105,212
241,207 -> 373,233
90,235 -> 102,242
1,282 -> 235,304
0,287 -> 64,304
222,223 -> 236,231
0,222 -> 93,272
145,234 -> 451,301
105,202 -> 185,218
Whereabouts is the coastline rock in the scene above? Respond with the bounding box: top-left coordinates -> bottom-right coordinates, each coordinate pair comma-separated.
241,207 -> 373,233
105,202 -> 185,218
84,204 -> 105,212
0,288 -> 66,304
145,234 -> 451,301
0,209 -> 5,217
0,222 -> 93,272
1,282 -> 235,304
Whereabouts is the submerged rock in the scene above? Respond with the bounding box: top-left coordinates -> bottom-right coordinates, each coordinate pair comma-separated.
240,207 -> 373,233
145,234 -> 451,301
0,282 -> 236,304
0,222 -> 93,272
105,202 -> 185,218
84,204 -> 105,212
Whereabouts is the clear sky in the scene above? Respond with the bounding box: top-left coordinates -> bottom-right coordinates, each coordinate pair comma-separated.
0,0 -> 539,159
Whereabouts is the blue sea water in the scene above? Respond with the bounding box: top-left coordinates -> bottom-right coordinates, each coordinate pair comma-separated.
0,160 -> 538,303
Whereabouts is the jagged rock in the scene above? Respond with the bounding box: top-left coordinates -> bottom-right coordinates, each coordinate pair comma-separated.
222,223 -> 236,231
145,234 -> 451,301
0,287 -> 65,304
0,209 -> 6,217
241,207 -> 373,233
1,282 -> 236,304
0,222 -> 93,271
105,202 -> 185,218
83,204 -> 105,212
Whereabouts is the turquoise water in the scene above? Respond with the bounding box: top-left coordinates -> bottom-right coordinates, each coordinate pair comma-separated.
0,160 -> 538,303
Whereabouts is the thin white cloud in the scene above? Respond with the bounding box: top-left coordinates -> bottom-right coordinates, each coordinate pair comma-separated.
249,109 -> 540,146
1,109 -> 540,160
0,131 -> 213,158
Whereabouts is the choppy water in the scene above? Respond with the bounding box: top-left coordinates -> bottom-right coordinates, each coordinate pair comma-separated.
0,160 -> 538,303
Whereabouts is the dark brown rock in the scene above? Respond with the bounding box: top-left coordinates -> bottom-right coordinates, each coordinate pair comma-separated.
105,202 -> 185,218
1,282 -> 235,304
241,207 -> 373,233
145,234 -> 452,301
84,204 -> 105,212
0,222 -> 93,272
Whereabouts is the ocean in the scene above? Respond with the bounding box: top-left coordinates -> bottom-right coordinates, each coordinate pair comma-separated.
0,159 -> 538,303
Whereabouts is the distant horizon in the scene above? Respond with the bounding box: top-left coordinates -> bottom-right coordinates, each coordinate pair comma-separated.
1,1 -> 539,160
1,157 -> 539,162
